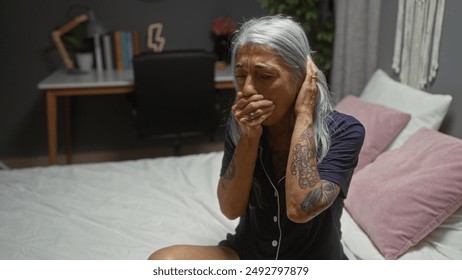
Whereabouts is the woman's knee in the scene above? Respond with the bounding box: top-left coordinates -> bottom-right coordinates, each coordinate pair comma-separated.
148,245 -> 182,260
147,245 -> 239,260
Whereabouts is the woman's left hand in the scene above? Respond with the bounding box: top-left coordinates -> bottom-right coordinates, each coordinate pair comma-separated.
294,57 -> 319,120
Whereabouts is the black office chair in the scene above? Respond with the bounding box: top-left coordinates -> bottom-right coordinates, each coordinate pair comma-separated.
132,50 -> 219,154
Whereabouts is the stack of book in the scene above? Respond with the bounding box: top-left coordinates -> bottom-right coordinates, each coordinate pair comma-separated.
100,30 -> 141,71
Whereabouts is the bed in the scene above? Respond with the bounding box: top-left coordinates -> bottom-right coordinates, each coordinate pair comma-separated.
0,151 -> 235,259
1,70 -> 461,260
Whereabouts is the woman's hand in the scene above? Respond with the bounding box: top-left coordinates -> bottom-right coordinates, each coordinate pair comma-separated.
232,92 -> 274,138
294,57 -> 319,120
219,92 -> 274,220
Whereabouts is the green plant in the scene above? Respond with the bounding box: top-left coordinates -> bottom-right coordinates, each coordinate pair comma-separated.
257,0 -> 334,76
62,22 -> 93,53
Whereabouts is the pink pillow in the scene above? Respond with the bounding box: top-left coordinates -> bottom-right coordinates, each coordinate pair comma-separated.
345,128 -> 462,259
336,95 -> 410,171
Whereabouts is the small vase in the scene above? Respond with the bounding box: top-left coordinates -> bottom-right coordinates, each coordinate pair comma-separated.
213,34 -> 231,63
75,52 -> 93,72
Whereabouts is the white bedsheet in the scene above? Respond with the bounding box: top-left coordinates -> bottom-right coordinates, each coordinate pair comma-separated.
2,151 -> 458,260
0,152 -> 237,259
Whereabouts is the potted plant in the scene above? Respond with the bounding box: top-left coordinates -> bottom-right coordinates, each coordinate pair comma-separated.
210,16 -> 236,64
257,0 -> 335,78
63,23 -> 94,71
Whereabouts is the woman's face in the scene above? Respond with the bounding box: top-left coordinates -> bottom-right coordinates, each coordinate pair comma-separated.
234,43 -> 299,126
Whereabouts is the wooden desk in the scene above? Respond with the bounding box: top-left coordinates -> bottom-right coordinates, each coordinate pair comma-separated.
38,68 -> 234,165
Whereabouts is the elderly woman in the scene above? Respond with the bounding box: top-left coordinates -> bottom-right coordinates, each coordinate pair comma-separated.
149,14 -> 364,260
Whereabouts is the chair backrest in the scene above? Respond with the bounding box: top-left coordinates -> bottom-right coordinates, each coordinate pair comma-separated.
133,50 -> 218,138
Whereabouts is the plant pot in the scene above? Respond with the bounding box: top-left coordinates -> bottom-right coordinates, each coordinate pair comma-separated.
213,35 -> 231,63
75,52 -> 93,72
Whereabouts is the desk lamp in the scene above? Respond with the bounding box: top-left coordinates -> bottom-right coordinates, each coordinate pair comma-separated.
86,11 -> 106,73
51,10 -> 106,72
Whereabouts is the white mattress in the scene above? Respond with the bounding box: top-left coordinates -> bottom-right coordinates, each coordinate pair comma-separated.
0,152 -> 237,259
1,151 -> 459,259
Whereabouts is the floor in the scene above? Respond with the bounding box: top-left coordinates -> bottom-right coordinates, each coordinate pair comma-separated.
2,130 -> 226,169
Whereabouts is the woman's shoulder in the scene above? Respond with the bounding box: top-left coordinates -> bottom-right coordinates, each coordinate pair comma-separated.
328,110 -> 365,140
329,110 -> 362,125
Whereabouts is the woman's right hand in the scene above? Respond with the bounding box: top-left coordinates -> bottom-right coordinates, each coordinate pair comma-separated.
231,91 -> 275,139
219,91 -> 274,220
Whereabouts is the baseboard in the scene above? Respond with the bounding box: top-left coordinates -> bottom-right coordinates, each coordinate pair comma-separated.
2,142 -> 224,169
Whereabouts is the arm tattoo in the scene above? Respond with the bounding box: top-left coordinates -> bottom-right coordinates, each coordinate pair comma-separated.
300,180 -> 339,216
290,126 -> 320,189
223,156 -> 236,180
220,156 -> 235,189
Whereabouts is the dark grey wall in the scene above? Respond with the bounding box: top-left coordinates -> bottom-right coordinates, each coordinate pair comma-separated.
377,0 -> 462,138
1,0 -> 461,160
0,0 -> 266,158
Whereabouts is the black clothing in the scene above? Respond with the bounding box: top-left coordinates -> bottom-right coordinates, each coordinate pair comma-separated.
219,111 -> 365,259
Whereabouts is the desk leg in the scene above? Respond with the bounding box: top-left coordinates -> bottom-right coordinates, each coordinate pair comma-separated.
63,96 -> 72,164
46,91 -> 58,165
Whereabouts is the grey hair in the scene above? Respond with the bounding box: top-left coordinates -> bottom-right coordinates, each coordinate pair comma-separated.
229,15 -> 334,163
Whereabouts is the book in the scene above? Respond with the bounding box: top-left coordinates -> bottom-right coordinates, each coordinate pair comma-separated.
120,31 -> 129,70
113,31 -> 123,71
125,31 -> 134,69
102,34 -> 114,70
132,31 -> 141,56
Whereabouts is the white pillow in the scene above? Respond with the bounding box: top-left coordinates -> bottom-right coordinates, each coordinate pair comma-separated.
341,206 -> 462,260
421,205 -> 462,259
360,69 -> 452,150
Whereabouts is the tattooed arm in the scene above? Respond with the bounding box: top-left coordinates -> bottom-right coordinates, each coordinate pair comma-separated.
217,91 -> 275,220
217,135 -> 260,220
285,58 -> 340,223
285,116 -> 340,223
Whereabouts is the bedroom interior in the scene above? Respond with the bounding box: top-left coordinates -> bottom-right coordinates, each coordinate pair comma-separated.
0,0 -> 461,260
